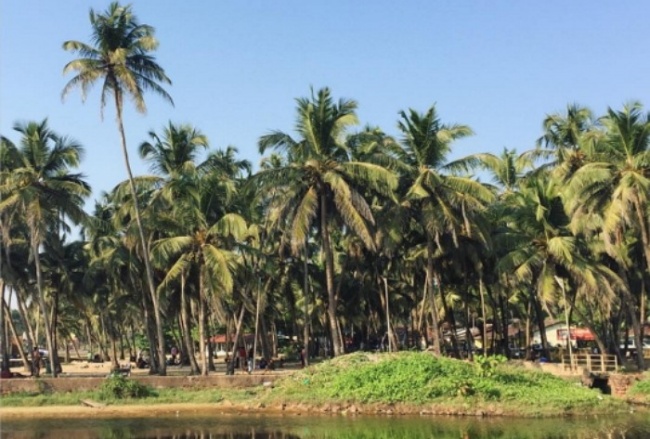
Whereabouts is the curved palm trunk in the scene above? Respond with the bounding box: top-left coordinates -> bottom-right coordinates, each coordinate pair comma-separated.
426,236 -> 442,355
437,272 -> 460,357
3,298 -> 29,369
113,92 -> 166,376
320,194 -> 343,357
228,305 -> 246,372
31,238 -> 57,377
180,272 -> 200,374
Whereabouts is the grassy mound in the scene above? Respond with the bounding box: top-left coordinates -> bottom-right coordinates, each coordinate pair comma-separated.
265,351 -> 626,416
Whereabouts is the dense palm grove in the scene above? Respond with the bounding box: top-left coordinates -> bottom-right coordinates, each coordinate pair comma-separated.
1,3 -> 649,377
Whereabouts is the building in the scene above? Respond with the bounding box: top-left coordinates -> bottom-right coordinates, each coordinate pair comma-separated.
532,321 -> 595,348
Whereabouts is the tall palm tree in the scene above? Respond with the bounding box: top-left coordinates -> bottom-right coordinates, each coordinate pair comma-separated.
396,105 -> 494,355
565,102 -> 650,369
255,87 -> 397,356
62,2 -> 173,374
0,120 -> 89,377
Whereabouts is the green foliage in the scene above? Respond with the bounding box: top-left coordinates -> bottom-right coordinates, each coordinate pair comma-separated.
268,352 -> 623,415
99,375 -> 155,400
629,373 -> 650,400
474,354 -> 506,377
1,387 -> 227,407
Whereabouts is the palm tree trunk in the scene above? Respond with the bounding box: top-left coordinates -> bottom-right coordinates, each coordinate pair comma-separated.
0,282 -> 10,373
531,291 -> 550,359
303,244 -> 310,366
259,315 -> 272,361
3,298 -> 29,370
426,236 -> 442,355
198,269 -> 208,376
180,272 -> 200,374
113,92 -> 166,376
253,283 -> 262,371
229,305 -> 246,371
31,238 -> 57,377
437,272 -> 459,357
479,276 -> 488,355
16,290 -> 36,354
321,194 -> 343,356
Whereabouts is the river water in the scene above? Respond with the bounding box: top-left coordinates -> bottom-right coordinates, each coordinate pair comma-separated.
2,413 -> 650,438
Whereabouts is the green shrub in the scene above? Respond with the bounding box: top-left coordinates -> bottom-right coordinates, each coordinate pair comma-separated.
99,374 -> 155,400
629,373 -> 650,398
474,354 -> 506,377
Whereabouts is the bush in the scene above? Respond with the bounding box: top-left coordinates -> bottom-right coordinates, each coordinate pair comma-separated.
629,373 -> 650,399
99,374 -> 155,400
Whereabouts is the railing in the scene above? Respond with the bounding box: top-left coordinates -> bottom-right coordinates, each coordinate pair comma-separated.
561,353 -> 618,373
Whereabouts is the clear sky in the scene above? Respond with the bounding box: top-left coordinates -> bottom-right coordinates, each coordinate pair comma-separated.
2,1 -> 650,205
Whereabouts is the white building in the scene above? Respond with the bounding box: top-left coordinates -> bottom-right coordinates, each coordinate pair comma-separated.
531,321 -> 595,347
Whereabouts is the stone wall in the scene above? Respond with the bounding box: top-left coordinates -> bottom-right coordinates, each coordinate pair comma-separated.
609,373 -> 642,398
0,374 -> 276,395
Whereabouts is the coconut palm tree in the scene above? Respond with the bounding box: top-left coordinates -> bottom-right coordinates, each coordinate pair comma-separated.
255,87 -> 397,356
565,102 -> 650,369
0,120 -> 89,377
534,104 -> 599,181
395,105 -> 494,355
461,147 -> 532,194
62,1 -> 173,374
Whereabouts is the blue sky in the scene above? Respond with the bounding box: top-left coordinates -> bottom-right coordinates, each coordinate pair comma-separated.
2,1 -> 650,204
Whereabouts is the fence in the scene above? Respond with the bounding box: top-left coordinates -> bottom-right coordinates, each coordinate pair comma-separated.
561,353 -> 618,373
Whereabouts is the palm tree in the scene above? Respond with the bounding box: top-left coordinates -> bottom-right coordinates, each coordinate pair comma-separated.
496,175 -> 614,359
461,147 -> 532,194
62,1 -> 173,374
535,104 -> 599,181
139,122 -> 208,180
0,120 -> 89,377
565,102 -> 650,369
255,87 -> 397,356
395,105 -> 494,355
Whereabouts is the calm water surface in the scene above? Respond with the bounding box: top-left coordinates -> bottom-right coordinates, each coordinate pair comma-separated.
2,413 -> 650,438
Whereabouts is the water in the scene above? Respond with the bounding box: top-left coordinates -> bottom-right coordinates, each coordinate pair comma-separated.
2,413 -> 650,438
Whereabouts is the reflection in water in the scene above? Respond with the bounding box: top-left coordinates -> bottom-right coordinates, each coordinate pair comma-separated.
1,412 -> 650,439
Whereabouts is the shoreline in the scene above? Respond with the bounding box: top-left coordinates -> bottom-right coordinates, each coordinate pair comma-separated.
0,403 -> 234,420
1,398 -> 645,420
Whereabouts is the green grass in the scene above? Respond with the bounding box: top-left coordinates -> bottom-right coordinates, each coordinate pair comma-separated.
0,386 -> 235,407
263,352 -> 627,416
1,352 -> 637,417
629,371 -> 650,401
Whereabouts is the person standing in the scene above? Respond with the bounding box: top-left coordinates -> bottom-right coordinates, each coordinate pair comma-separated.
247,347 -> 254,374
31,347 -> 41,377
